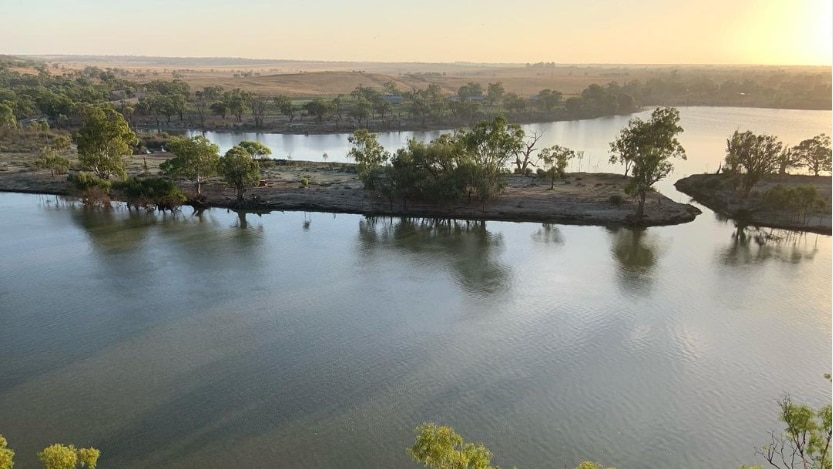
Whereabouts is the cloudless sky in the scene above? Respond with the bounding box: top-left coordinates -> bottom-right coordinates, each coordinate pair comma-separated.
1,0 -> 830,65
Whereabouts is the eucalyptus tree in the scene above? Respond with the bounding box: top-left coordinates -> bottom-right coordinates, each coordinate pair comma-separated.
459,115 -> 524,199
274,95 -> 297,123
793,133 -> 832,176
540,145 -> 576,189
219,145 -> 260,203
75,106 -> 136,180
304,98 -> 332,123
348,129 -> 389,190
609,107 -> 686,216
160,135 -> 220,195
238,140 -> 272,160
724,130 -> 783,196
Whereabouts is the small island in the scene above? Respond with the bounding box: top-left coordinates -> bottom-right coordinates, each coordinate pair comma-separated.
675,130 -> 832,235
0,156 -> 701,228
675,173 -> 831,234
0,109 -> 701,229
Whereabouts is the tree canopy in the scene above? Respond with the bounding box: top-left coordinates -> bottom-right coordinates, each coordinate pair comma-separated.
219,145 -> 261,202
609,107 -> 686,216
160,135 -> 220,195
75,106 -> 136,180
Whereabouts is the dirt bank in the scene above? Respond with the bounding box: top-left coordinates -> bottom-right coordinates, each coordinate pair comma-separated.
0,153 -> 701,228
675,173 -> 831,235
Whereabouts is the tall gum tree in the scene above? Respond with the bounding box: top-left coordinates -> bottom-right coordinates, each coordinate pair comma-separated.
75,106 -> 136,180
219,145 -> 260,203
160,135 -> 220,196
609,107 -> 686,217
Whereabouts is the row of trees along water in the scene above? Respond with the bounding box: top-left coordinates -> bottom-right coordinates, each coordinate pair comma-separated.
25,95 -> 829,219
349,108 -> 686,217
1,55 -> 830,138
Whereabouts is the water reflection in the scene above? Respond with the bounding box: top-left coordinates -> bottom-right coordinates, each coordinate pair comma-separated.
719,225 -> 821,265
357,217 -> 510,294
608,227 -> 662,295
531,223 -> 565,245
68,204 -> 160,253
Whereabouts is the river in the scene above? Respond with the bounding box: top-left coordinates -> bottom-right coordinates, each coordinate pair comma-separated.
1,107 -> 830,469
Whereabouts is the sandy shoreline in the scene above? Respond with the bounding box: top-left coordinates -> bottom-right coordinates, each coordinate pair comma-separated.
675,173 -> 832,235
0,156 -> 701,228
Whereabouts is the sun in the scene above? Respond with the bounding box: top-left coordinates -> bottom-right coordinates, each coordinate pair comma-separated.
735,0 -> 832,65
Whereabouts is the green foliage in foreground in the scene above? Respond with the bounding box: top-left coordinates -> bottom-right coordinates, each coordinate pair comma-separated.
407,422 -> 614,469
0,435 -> 100,469
754,375 -> 832,469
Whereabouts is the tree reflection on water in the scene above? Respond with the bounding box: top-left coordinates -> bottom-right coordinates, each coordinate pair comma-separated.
719,224 -> 821,265
357,216 -> 510,294
608,227 -> 662,295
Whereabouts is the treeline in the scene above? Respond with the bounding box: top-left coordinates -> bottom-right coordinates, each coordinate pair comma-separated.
3,55 -> 829,137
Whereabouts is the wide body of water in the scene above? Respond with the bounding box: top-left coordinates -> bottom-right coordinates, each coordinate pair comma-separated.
1,107 -> 830,469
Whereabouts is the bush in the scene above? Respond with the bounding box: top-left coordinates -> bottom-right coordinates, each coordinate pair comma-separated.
68,171 -> 111,191
116,176 -> 186,211
609,194 -> 624,206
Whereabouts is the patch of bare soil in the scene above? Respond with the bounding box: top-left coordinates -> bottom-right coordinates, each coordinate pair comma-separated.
0,153 -> 701,228
675,173 -> 831,234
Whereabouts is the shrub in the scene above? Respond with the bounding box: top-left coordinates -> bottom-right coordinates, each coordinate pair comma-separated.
68,171 -> 111,192
116,176 -> 186,211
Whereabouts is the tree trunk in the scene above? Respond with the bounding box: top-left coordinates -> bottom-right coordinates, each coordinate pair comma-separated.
636,191 -> 646,217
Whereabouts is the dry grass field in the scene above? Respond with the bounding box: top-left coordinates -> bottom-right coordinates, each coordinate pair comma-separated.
27,55 -> 826,98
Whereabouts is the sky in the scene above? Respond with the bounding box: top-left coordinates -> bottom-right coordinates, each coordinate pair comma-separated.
1,0 -> 831,65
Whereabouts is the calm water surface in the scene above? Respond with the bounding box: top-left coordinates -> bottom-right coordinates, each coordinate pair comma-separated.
1,108 -> 830,469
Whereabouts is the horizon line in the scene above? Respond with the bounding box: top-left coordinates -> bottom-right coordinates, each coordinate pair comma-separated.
5,53 -> 831,68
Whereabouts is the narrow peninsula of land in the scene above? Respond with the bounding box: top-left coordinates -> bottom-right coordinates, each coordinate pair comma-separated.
675,173 -> 831,234
0,154 -> 700,228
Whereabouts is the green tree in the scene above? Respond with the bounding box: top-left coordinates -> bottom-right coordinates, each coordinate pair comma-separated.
159,135 -> 220,195
407,423 -> 615,469
0,434 -> 13,469
0,102 -> 17,129
536,89 -> 563,113
609,107 -> 686,216
757,376 -> 832,469
348,129 -> 390,190
793,134 -> 832,176
304,98 -> 332,123
274,95 -> 297,123
224,88 -> 251,122
34,146 -> 70,177
407,423 -> 495,469
238,141 -> 272,160
249,95 -> 270,128
75,106 -> 136,180
459,115 -> 525,200
219,145 -> 260,203
38,444 -> 99,469
724,130 -> 783,196
486,82 -> 505,107
540,145 -> 576,189
503,93 -> 527,114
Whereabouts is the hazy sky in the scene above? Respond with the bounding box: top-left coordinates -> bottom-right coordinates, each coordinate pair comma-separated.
1,0 -> 831,65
